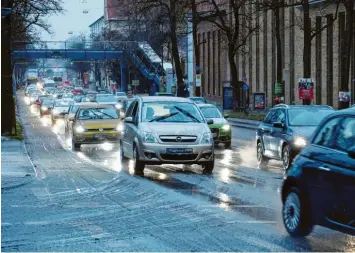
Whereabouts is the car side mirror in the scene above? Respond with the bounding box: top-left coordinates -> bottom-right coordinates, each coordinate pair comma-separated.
207,119 -> 214,125
223,113 -> 230,119
124,116 -> 134,123
272,122 -> 285,128
348,147 -> 355,159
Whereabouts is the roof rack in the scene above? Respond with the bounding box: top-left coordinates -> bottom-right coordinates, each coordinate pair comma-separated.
274,104 -> 289,108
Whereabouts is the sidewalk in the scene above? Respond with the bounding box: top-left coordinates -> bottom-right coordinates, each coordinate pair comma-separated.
1,139 -> 36,190
227,118 -> 261,130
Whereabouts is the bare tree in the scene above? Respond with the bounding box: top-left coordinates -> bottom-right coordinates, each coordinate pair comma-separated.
1,0 -> 63,135
195,0 -> 259,106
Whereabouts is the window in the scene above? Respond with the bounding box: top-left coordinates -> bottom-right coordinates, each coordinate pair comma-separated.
264,109 -> 284,124
126,101 -> 136,117
333,117 -> 355,152
313,117 -> 341,148
131,102 -> 139,122
263,110 -> 276,124
275,109 -> 285,123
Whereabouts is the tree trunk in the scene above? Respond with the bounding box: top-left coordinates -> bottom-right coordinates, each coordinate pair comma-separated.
228,45 -> 240,107
303,0 -> 312,105
191,0 -> 201,96
274,7 -> 283,101
1,3 -> 16,135
170,0 -> 184,97
339,2 -> 354,109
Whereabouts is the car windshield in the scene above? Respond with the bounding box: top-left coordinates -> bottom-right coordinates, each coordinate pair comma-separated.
96,96 -> 116,102
288,109 -> 334,126
42,100 -> 54,105
77,107 -> 119,120
142,102 -> 204,123
70,105 -> 80,113
45,83 -> 55,87
191,97 -> 206,104
200,107 -> 222,118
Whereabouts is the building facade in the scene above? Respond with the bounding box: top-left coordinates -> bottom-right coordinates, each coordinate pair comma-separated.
197,2 -> 355,108
89,16 -> 105,37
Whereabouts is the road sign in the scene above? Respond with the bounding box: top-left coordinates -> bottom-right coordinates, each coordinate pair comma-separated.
196,74 -> 202,87
132,80 -> 139,86
242,83 -> 249,91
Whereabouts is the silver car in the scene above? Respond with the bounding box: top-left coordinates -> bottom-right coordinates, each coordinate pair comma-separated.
120,96 -> 215,174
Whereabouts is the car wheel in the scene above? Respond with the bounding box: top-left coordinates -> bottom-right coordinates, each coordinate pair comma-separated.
72,139 -> 81,151
225,141 -> 232,149
202,160 -> 214,174
133,145 -> 145,174
257,142 -> 269,167
283,189 -> 313,237
282,145 -> 292,170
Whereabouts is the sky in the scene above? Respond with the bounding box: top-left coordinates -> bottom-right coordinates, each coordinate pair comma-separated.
40,0 -> 104,41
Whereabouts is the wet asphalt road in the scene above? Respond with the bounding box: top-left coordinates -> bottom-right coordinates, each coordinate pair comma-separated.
2,93 -> 354,251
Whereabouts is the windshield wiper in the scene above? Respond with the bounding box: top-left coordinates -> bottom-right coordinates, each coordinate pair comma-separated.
89,109 -> 115,119
149,112 -> 179,122
173,106 -> 201,123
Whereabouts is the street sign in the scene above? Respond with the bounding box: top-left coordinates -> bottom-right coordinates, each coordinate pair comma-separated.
196,74 -> 202,87
242,83 -> 249,91
132,80 -> 140,86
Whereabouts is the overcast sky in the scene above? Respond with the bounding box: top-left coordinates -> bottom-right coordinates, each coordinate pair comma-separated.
41,0 -> 103,41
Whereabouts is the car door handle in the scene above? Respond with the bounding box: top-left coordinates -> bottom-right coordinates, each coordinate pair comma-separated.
319,166 -> 330,172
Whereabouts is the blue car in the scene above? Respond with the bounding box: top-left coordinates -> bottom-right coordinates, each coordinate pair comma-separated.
281,108 -> 355,237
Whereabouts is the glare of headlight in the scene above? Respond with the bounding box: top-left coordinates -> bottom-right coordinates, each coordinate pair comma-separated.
75,125 -> 85,133
294,137 -> 307,147
102,142 -> 113,151
56,119 -> 65,126
222,124 -> 231,131
116,124 -> 124,132
41,106 -> 48,111
53,109 -> 59,115
115,103 -> 123,110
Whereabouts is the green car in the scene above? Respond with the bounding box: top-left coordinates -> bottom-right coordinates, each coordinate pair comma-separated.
198,104 -> 232,148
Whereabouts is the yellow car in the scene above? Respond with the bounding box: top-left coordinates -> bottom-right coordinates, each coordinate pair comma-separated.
71,104 -> 123,151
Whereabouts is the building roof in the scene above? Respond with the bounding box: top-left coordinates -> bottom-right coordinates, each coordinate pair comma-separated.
89,16 -> 104,28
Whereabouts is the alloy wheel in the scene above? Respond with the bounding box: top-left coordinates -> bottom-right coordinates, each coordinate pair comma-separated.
283,192 -> 301,232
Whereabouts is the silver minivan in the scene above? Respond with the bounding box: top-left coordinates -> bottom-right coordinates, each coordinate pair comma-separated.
120,96 -> 215,174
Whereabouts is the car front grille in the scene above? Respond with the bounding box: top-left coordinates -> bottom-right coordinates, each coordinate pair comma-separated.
87,128 -> 115,132
159,135 -> 197,143
160,154 -> 198,161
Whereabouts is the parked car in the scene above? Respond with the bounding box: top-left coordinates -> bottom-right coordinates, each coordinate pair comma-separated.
281,108 -> 355,237
71,104 -> 122,151
189,96 -> 208,104
120,96 -> 215,174
197,104 -> 232,148
256,104 -> 334,170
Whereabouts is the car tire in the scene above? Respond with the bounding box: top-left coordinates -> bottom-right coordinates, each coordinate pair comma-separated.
202,160 -> 214,174
225,141 -> 232,149
283,188 -> 313,237
282,145 -> 292,171
72,139 -> 81,151
257,141 -> 269,167
133,145 -> 145,174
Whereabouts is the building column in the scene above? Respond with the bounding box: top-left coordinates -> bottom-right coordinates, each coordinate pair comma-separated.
120,61 -> 127,92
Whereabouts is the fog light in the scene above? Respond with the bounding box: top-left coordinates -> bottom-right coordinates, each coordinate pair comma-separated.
204,153 -> 212,159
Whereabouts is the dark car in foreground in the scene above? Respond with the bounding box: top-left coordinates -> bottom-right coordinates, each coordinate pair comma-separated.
256,104 -> 334,170
281,108 -> 355,237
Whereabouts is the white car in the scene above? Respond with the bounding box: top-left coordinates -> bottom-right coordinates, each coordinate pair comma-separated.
120,96 -> 215,174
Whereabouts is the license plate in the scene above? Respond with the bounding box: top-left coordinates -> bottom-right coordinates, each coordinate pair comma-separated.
166,148 -> 193,154
93,134 -> 108,139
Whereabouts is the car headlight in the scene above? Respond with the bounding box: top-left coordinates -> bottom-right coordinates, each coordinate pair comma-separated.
142,132 -> 157,143
200,132 -> 213,144
30,97 -> 36,102
75,125 -> 86,133
41,106 -> 48,111
294,137 -> 307,147
115,103 -> 123,110
116,123 -> 124,132
221,124 -> 231,131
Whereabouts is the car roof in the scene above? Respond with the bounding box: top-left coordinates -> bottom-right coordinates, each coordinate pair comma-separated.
197,103 -> 216,108
140,96 -> 193,103
326,107 -> 355,117
273,104 -> 334,110
77,104 -> 114,109
190,97 -> 205,99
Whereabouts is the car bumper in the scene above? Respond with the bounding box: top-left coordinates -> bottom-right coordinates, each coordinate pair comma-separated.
74,131 -> 120,144
215,131 -> 232,143
137,143 -> 214,164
